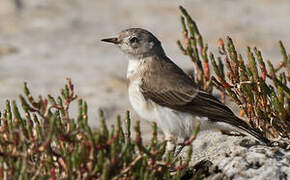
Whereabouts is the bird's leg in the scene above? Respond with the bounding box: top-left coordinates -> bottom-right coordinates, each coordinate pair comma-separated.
174,132 -> 199,157
173,137 -> 189,157
173,144 -> 184,157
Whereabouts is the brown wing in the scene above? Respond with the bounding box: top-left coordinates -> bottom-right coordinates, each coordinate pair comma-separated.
140,56 -> 236,121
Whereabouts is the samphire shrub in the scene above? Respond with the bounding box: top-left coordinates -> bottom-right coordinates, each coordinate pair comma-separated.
177,6 -> 289,139
0,78 -> 199,179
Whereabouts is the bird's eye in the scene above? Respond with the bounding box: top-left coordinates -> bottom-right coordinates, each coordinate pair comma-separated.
129,37 -> 138,44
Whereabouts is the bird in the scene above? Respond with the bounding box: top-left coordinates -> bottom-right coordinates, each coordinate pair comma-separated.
101,28 -> 270,154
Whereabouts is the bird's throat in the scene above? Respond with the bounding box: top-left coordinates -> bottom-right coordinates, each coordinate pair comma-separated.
127,59 -> 143,79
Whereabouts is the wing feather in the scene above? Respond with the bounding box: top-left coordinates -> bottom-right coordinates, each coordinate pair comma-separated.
140,56 -> 236,122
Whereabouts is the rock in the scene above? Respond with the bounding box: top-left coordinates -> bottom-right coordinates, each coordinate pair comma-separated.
215,140 -> 289,180
200,138 -> 290,180
179,131 -> 290,180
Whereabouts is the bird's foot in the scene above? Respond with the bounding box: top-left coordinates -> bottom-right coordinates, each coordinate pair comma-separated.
173,144 -> 185,157
173,134 -> 198,157
173,139 -> 192,157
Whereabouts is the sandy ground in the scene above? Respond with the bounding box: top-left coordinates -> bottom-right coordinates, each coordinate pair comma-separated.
0,0 -> 289,144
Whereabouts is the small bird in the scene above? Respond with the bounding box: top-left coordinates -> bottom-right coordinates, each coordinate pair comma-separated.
101,28 -> 270,154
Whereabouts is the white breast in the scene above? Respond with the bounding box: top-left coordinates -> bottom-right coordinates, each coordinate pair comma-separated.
128,79 -> 156,121
127,59 -> 155,121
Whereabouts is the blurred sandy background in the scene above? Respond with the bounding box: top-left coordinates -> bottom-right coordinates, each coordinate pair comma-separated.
0,0 -> 289,133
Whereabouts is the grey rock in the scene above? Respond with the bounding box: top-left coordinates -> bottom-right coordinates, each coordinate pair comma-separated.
189,135 -> 290,180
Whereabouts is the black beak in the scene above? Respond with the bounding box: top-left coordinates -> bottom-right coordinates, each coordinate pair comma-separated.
101,37 -> 119,44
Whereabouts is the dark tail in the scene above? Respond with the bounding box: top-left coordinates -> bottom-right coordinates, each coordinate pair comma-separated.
233,117 -> 271,145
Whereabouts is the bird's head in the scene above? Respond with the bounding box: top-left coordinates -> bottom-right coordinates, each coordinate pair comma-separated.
101,28 -> 165,59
